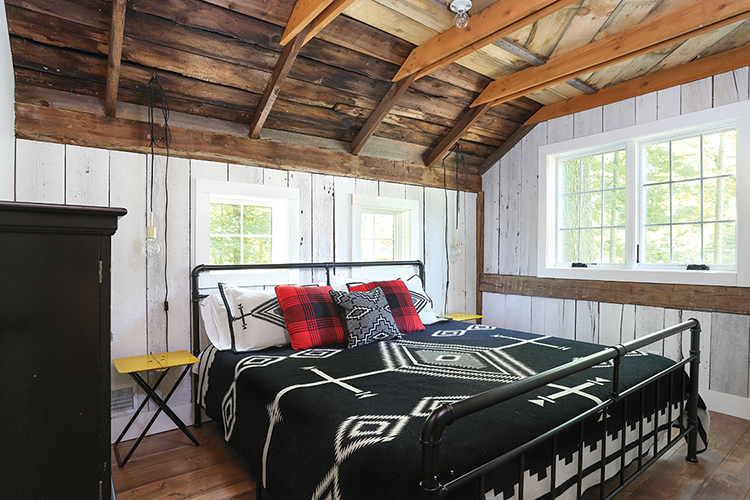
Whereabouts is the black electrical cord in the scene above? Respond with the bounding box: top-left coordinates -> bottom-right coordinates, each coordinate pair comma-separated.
147,75 -> 172,351
442,142 -> 469,313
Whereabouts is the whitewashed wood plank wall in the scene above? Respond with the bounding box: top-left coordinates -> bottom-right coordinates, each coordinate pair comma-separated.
482,68 -> 750,413
12,140 -> 477,421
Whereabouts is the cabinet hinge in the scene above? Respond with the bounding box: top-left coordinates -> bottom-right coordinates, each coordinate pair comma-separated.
99,261 -> 103,284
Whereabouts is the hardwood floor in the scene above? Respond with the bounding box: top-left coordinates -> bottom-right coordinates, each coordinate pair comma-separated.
112,411 -> 750,500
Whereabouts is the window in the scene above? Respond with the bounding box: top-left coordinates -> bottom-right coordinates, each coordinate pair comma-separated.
193,179 -> 299,266
351,194 -> 419,262
539,100 -> 750,286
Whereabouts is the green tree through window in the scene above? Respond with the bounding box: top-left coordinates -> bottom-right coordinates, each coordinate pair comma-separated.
209,203 -> 273,264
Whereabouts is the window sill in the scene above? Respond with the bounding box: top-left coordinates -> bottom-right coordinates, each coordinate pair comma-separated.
539,266 -> 736,287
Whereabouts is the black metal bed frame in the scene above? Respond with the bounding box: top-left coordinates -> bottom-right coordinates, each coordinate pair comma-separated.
189,260 -> 700,500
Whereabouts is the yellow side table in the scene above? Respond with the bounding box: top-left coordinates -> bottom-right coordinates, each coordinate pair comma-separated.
438,312 -> 485,322
112,350 -> 200,467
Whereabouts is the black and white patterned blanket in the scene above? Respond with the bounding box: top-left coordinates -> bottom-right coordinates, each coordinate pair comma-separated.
198,321 -> 687,500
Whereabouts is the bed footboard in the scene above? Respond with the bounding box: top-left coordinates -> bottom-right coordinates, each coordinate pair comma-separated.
420,319 -> 702,500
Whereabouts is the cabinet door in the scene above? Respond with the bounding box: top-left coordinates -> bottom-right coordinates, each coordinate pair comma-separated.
0,232 -> 104,499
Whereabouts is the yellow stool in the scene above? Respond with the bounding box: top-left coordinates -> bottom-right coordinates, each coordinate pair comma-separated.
112,350 -> 200,467
438,312 -> 485,322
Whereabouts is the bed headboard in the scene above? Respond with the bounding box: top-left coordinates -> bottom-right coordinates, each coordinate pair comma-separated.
190,259 -> 425,357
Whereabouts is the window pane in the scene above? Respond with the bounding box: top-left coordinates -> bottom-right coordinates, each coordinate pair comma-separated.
581,155 -> 602,191
704,222 -> 736,266
362,213 -> 374,238
581,192 -> 602,227
645,184 -> 670,224
602,228 -> 625,264
361,239 -> 375,261
374,213 -> 394,239
561,194 -> 580,229
210,203 -> 241,234
672,224 -> 702,265
703,130 -> 736,177
603,189 -> 625,227
243,237 -> 272,264
645,226 -> 670,264
703,177 -> 736,221
672,180 -> 701,223
562,159 -> 579,194
561,229 -> 579,263
672,136 -> 701,181
580,228 -> 601,263
374,240 -> 394,261
243,206 -> 272,235
603,150 -> 626,189
645,142 -> 670,183
210,236 -> 241,265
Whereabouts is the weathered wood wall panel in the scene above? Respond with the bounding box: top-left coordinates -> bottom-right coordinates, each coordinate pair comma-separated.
481,67 -> 750,409
11,137 -> 478,428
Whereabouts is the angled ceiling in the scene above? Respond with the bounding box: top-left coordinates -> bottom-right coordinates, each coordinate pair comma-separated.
7,0 -> 750,190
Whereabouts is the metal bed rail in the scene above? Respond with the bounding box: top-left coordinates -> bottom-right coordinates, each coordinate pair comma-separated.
420,318 -> 701,500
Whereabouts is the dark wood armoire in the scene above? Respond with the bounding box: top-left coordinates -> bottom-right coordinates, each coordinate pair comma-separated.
0,202 -> 126,500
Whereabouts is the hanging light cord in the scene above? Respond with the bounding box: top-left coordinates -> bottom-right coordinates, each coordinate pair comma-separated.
441,143 -> 469,313
147,75 -> 172,350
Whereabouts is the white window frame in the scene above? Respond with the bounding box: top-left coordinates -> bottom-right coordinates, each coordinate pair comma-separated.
538,100 -> 750,287
193,178 -> 299,267
351,194 -> 419,261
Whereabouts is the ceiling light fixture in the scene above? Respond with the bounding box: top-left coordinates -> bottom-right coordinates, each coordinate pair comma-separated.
449,0 -> 472,29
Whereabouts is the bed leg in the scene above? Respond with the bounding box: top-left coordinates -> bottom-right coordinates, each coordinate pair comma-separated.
685,321 -> 701,463
193,372 -> 203,428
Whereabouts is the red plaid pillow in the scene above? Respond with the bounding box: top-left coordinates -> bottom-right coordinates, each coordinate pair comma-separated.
349,280 -> 425,333
275,285 -> 346,350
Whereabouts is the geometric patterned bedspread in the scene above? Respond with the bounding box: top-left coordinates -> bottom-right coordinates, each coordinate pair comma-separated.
197,320 -> 684,500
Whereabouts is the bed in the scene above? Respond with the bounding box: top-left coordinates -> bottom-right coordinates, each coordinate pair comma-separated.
190,260 -> 706,500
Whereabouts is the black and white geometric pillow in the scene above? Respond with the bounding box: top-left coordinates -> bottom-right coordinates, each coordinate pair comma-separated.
329,287 -> 401,348
402,275 -> 446,325
218,283 -> 291,352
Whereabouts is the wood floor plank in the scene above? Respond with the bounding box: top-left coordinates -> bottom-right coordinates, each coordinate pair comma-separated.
620,412 -> 750,500
692,423 -> 750,500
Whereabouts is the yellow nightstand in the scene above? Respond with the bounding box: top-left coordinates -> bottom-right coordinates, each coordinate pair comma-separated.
112,350 -> 200,467
438,312 -> 485,322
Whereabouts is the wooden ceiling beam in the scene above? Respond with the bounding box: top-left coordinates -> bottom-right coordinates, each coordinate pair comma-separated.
394,0 -> 580,83
280,0 -> 334,46
473,0 -> 750,107
104,0 -> 126,117
424,102 -> 492,168
14,94 -> 482,192
351,73 -> 416,155
249,25 -> 309,140
526,43 -> 750,125
302,0 -> 358,45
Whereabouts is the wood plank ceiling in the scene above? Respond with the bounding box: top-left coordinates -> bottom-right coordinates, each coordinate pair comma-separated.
7,0 -> 750,191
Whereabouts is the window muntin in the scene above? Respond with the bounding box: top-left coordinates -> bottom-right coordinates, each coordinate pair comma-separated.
350,194 -> 419,263
557,149 -> 626,266
640,128 -> 736,268
361,209 -> 398,261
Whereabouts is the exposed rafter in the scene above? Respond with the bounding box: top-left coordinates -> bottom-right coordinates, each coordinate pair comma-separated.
526,43 -> 750,125
104,0 -> 126,117
393,0 -> 579,82
249,25 -> 310,140
473,0 -> 750,107
302,0 -> 358,45
424,102 -> 492,168
478,124 -> 537,174
280,0 -> 334,46
351,73 -> 416,155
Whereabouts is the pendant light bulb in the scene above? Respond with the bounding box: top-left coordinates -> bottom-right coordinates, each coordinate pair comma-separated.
142,211 -> 161,257
450,237 -> 463,260
450,0 -> 472,28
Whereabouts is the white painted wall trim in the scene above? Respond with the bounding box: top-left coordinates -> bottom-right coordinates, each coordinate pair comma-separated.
111,403 -> 194,444
701,388 -> 750,421
0,0 -> 15,201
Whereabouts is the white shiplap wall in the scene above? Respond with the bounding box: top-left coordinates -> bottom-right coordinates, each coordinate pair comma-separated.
12,139 -> 477,434
482,68 -> 750,419
0,2 -> 13,201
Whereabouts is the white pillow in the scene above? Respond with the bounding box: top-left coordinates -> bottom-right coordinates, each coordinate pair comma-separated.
219,284 -> 291,351
402,275 -> 445,325
328,274 -> 356,291
199,293 -> 233,350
